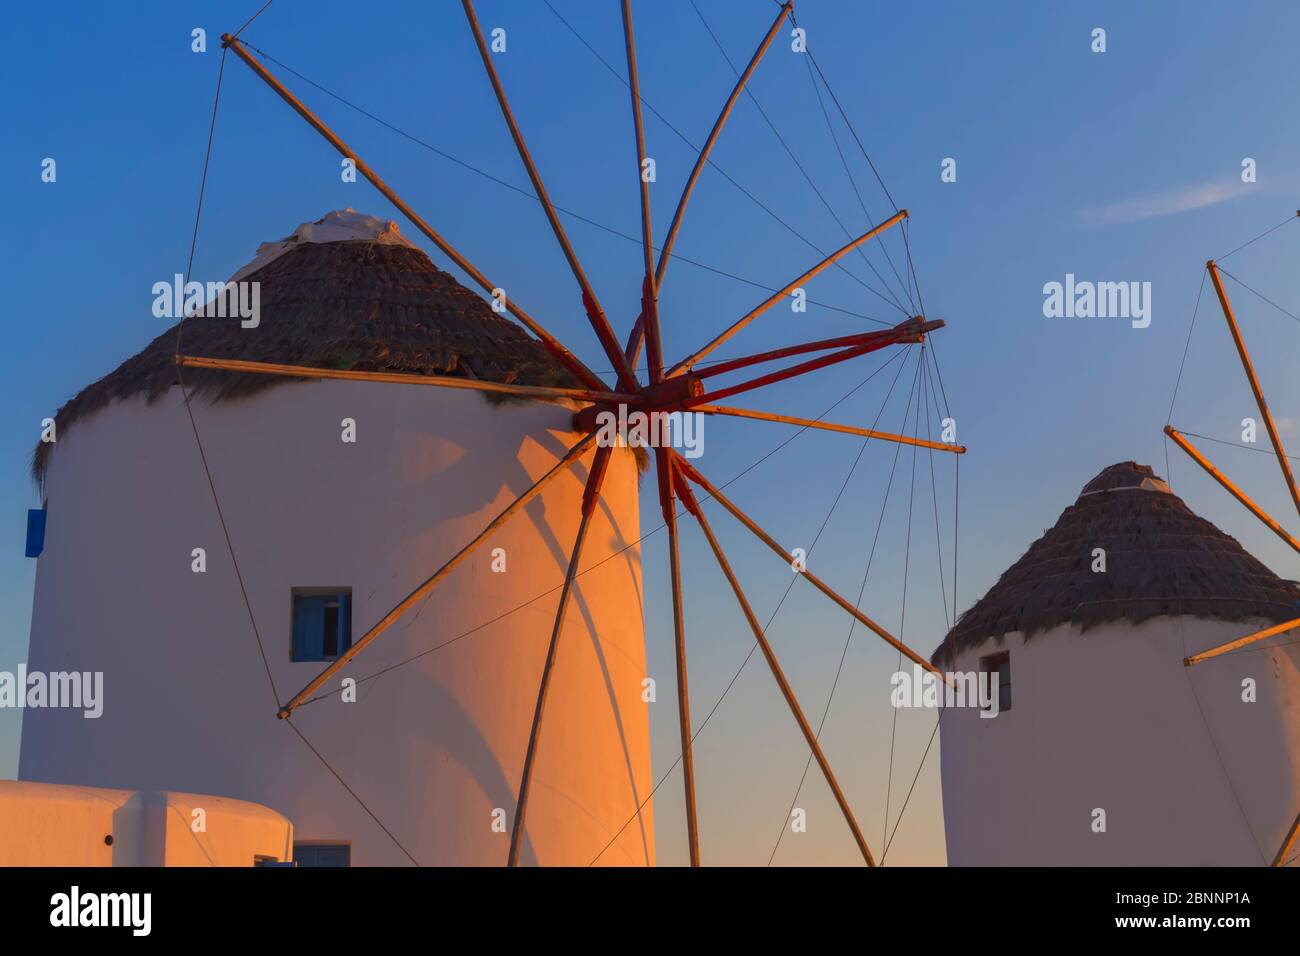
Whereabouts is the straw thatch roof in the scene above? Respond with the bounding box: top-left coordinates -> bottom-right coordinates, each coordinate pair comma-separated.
934,462 -> 1300,663
34,214 -> 581,483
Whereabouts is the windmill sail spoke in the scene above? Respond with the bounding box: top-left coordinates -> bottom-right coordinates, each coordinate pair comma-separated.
624,313 -> 647,368
1164,427 -> 1300,555
667,210 -> 908,377
278,432 -> 600,719
687,342 -> 885,405
1274,809 -> 1300,867
694,403 -> 966,454
674,456 -> 949,680
1167,258 -> 1300,869
179,356 -> 633,404
654,1 -> 790,293
1184,617 -> 1300,667
670,451 -> 876,865
219,34 -> 604,392
692,325 -> 924,381
461,1 -> 639,393
508,445 -> 614,866
619,0 -> 665,385
655,447 -> 702,865
1206,261 -> 1300,519
682,321 -> 937,408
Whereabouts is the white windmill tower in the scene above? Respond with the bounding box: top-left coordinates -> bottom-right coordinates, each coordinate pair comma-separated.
21,209 -> 653,866
935,461 -> 1300,866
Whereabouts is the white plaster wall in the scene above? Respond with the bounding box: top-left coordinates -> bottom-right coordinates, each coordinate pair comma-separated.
939,616 -> 1300,865
0,781 -> 293,866
20,381 -> 652,866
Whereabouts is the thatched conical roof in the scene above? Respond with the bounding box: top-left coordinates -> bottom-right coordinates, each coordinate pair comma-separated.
34,211 -> 580,482
934,461 -> 1300,662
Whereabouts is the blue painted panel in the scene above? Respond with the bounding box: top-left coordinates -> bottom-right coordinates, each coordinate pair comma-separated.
291,594 -> 328,661
293,843 -> 350,867
339,592 -> 353,654
25,509 -> 46,558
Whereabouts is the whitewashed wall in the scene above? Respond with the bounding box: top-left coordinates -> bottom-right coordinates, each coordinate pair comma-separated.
0,781 -> 294,866
939,616 -> 1300,865
21,381 -> 652,866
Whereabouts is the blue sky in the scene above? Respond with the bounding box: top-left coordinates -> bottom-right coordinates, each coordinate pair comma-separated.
3,1 -> 1300,865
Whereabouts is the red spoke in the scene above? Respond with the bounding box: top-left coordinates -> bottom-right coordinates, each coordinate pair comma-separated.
655,447 -> 702,865
693,321 -> 932,381
684,322 -> 938,408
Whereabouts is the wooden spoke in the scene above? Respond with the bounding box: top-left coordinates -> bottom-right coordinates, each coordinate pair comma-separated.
695,404 -> 966,454
220,34 -> 605,392
1207,261 -> 1300,519
1184,617 -> 1300,667
624,313 -> 646,368
654,2 -> 791,293
623,2 -> 790,369
180,356 -> 634,405
666,210 -> 907,377
620,0 -> 665,384
1165,427 -> 1300,555
461,1 -> 639,393
670,452 -> 876,865
1274,809 -> 1300,867
278,432 -> 600,719
674,456 -> 949,680
508,445 -> 614,866
1175,262 -> 1300,870
655,447 -> 702,865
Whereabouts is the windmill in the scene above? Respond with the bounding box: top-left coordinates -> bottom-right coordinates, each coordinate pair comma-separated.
158,1 -> 964,866
1163,213 -> 1300,867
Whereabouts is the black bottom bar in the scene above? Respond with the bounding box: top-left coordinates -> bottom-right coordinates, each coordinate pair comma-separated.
0,865 -> 1290,942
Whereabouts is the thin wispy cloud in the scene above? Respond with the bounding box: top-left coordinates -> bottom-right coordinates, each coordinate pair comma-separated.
1080,179 -> 1249,226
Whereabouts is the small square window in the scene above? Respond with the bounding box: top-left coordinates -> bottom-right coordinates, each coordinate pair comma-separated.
979,650 -> 1011,713
291,589 -> 352,662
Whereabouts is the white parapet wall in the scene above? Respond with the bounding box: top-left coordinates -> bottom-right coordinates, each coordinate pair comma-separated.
21,380 -> 651,866
0,781 -> 293,866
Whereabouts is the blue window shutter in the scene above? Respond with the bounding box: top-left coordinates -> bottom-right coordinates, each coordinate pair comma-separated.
339,593 -> 352,653
25,509 -> 46,558
291,596 -> 327,661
